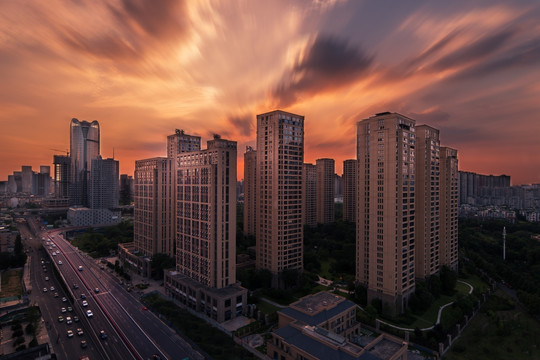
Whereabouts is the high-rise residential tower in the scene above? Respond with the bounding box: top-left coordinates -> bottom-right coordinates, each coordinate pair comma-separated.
342,160 -> 357,223
302,163 -> 317,227
356,112 -> 416,314
70,118 -> 100,206
440,147 -> 459,271
167,129 -> 201,158
316,158 -> 335,224
415,125 -> 441,280
256,110 -> 304,287
165,135 -> 246,323
54,155 -> 71,198
243,146 -> 257,237
134,158 -> 175,257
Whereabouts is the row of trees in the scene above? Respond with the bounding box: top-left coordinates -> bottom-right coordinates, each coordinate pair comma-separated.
0,235 -> 27,270
71,220 -> 133,258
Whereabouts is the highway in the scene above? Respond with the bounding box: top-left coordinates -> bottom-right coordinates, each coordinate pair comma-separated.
43,227 -> 203,360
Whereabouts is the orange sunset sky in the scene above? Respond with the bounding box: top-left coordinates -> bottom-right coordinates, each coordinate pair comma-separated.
1,0 -> 540,185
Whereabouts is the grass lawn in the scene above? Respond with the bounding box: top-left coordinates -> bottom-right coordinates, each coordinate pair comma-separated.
445,289 -> 540,360
0,269 -> 23,299
256,300 -> 281,315
459,274 -> 489,294
319,259 -> 333,280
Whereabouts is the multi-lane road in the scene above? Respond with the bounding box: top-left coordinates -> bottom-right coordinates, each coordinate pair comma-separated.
24,218 -> 203,360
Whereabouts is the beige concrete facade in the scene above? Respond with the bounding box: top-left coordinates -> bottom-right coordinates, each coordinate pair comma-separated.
415,125 -> 441,280
243,146 -> 257,237
302,163 -> 317,227
133,157 -> 175,258
440,147 -> 459,271
356,112 -> 416,315
316,158 -> 335,224
256,110 -> 304,286
166,129 -> 201,158
343,159 -> 357,223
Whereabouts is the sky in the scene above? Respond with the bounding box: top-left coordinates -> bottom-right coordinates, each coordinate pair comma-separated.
1,0 -> 540,185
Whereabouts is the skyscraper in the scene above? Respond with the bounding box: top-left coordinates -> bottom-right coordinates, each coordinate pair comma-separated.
316,158 -> 335,224
342,160 -> 357,223
356,112 -> 416,315
415,125 -> 441,280
165,135 -> 246,322
256,110 -> 304,287
243,146 -> 257,237
54,155 -> 71,198
440,147 -> 459,271
134,158 -> 174,257
70,118 -> 100,206
302,163 -> 317,227
167,129 -> 201,158
89,156 -> 119,209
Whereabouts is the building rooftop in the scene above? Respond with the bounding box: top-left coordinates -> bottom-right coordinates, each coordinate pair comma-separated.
280,292 -> 356,326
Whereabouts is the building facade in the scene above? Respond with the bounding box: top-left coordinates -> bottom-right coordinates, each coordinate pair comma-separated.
54,155 -> 71,199
243,146 -> 257,237
302,163 -> 317,228
440,147 -> 459,271
342,160 -> 357,223
133,157 -> 175,258
316,158 -> 335,224
89,156 -> 119,210
70,118 -> 100,206
356,112 -> 416,315
256,110 -> 304,287
415,125 -> 441,280
166,129 -> 201,158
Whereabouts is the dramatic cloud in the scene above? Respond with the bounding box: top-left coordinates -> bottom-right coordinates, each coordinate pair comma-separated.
273,35 -> 373,106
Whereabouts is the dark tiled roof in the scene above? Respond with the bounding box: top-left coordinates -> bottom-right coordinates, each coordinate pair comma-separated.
280,298 -> 356,326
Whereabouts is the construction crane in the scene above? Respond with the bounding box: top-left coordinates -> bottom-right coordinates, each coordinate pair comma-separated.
49,148 -> 69,156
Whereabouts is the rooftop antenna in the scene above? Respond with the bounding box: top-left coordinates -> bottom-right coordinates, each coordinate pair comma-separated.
503,226 -> 506,261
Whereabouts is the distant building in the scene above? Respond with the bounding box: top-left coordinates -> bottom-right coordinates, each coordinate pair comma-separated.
459,171 -> 511,205
256,110 -> 304,287
54,155 -> 71,199
119,174 -> 133,205
165,135 -> 246,323
89,156 -> 119,210
440,147 -> 459,271
267,291 -> 407,360
21,166 -> 33,193
67,207 -> 120,227
243,146 -> 257,237
342,160 -> 357,223
166,129 -> 201,158
70,118 -> 100,206
302,163 -> 317,228
316,158 -> 335,224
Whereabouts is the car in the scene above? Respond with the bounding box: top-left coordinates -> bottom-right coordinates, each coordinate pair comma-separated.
86,310 -> 93,318
67,330 -> 74,337
73,283 -> 78,289
67,306 -> 73,312
57,316 -> 64,322
61,307 -> 66,313
78,265 -> 83,271
100,330 -> 107,339
43,288 -> 47,293
77,328 -> 84,336
73,315 -> 79,322
94,288 -> 99,293
82,300 -> 88,307
45,276 -> 49,281
50,286 -> 55,291
58,260 -> 62,265
66,316 -> 72,324
43,268 -> 47,272
80,340 -> 87,348
54,292 -> 59,298
62,297 -> 67,302
52,252 -> 56,256
80,294 -> 86,300
141,307 -> 148,311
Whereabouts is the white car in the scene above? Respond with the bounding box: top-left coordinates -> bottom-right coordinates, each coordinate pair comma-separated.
67,330 -> 74,338
82,300 -> 88,307
78,265 -> 83,271
58,260 -> 62,265
66,316 -> 72,324
86,310 -> 93,318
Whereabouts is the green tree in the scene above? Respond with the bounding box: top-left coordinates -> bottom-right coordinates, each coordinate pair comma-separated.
151,253 -> 176,280
440,265 -> 457,295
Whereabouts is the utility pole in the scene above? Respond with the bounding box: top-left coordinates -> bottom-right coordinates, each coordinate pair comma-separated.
503,226 -> 506,261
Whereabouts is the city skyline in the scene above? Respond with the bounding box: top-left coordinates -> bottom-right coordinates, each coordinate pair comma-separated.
1,1 -> 540,184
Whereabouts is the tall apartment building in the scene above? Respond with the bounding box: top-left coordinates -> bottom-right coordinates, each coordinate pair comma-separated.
256,110 -> 304,287
316,158 -> 335,224
167,129 -> 201,158
415,125 -> 441,280
133,158 -> 175,257
302,163 -> 317,227
440,147 -> 459,271
54,155 -> 71,198
342,160 -> 357,223
89,156 -> 119,209
165,136 -> 246,323
70,118 -> 100,206
243,146 -> 257,237
459,171 -> 510,205
21,166 -> 33,193
356,112 -> 416,314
